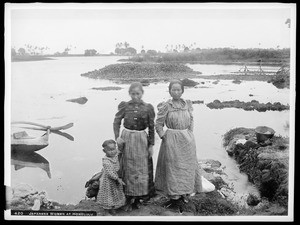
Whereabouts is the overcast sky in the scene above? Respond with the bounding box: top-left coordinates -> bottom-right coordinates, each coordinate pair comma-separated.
8,3 -> 293,54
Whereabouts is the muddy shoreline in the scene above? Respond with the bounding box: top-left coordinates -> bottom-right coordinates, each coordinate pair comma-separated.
8,157 -> 287,216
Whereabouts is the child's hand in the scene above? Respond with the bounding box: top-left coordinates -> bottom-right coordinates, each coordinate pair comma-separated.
117,178 -> 125,186
116,137 -> 125,152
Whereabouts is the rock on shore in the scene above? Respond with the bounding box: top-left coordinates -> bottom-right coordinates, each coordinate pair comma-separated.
181,78 -> 199,87
7,183 -> 56,211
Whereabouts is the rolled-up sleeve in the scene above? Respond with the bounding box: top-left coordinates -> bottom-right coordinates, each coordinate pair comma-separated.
147,104 -> 155,146
155,102 -> 168,138
113,101 -> 126,140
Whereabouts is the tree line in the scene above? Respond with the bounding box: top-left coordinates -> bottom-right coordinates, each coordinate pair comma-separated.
11,42 -> 290,61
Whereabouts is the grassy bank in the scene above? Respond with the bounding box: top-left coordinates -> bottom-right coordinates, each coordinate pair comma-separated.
223,127 -> 289,212
81,62 -> 200,83
120,49 -> 290,65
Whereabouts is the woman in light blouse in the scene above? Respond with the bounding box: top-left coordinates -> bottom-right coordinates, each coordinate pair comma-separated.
155,80 -> 202,208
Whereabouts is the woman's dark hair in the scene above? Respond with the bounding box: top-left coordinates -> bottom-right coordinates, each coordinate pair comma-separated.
129,82 -> 144,93
168,80 -> 184,93
102,139 -> 116,148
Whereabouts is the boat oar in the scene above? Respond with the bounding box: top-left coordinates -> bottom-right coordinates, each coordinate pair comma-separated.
17,126 -> 74,141
48,123 -> 73,131
51,130 -> 74,141
12,121 -> 73,131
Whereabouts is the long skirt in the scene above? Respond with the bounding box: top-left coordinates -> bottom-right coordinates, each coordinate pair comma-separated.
155,129 -> 202,196
119,128 -> 153,196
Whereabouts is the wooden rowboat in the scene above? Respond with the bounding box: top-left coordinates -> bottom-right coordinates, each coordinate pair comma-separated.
11,129 -> 50,152
11,121 -> 74,152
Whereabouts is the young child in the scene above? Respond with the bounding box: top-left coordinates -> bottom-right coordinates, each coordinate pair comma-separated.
97,139 -> 126,215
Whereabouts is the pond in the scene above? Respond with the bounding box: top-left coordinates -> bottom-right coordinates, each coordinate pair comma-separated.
9,56 -> 290,204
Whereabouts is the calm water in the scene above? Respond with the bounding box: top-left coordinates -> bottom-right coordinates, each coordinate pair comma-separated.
10,57 -> 290,204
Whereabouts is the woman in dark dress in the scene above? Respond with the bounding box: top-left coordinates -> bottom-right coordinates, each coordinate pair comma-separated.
113,82 -> 155,211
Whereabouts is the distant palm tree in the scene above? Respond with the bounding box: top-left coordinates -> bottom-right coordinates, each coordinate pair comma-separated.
124,42 -> 129,48
285,18 -> 291,28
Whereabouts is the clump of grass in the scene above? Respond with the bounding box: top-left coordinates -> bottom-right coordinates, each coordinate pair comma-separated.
207,100 -> 289,112
191,192 -> 238,216
268,69 -> 290,89
81,62 -> 200,82
223,127 -> 289,209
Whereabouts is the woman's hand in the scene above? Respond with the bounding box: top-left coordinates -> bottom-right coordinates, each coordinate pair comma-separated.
161,131 -> 167,140
148,145 -> 154,158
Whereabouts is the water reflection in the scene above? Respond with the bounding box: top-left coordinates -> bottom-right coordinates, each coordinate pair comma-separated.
11,150 -> 52,179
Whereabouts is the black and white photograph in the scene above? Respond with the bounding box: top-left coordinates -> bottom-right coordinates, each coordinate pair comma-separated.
4,3 -> 295,221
